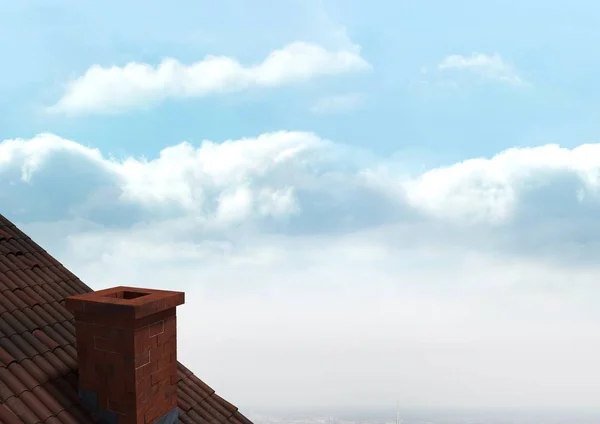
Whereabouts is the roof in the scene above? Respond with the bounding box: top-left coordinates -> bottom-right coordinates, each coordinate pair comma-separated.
0,213 -> 253,424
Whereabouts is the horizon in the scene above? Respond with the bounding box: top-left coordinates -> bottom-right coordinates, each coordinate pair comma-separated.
244,407 -> 600,424
2,0 -> 600,418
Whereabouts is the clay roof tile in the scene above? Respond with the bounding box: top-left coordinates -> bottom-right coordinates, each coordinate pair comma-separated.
0,211 -> 253,423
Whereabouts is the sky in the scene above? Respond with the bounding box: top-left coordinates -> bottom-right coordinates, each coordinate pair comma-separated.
2,0 -> 600,415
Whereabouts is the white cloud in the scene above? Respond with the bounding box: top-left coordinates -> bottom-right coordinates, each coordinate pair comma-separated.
5,131 -> 600,250
310,93 -> 365,114
0,131 -> 328,227
49,42 -> 371,115
403,143 -> 600,223
437,53 -> 524,85
3,132 -> 600,412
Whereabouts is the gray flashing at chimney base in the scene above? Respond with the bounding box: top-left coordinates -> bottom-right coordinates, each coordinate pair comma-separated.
153,408 -> 179,424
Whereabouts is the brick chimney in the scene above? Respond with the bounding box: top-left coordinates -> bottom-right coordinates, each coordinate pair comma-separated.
65,286 -> 185,424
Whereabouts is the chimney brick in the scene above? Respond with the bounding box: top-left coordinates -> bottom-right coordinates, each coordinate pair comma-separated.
65,286 -> 185,424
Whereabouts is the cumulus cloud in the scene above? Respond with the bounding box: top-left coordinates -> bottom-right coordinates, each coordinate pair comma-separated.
3,132 -> 600,412
49,42 -> 371,115
404,144 -> 600,222
437,53 -> 524,85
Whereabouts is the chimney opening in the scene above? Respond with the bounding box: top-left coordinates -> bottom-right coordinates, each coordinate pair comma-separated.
103,290 -> 148,300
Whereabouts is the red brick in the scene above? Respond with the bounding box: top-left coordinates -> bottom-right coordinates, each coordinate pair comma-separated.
134,360 -> 158,382
156,331 -> 175,347
146,333 -> 158,351
96,390 -> 110,410
149,346 -> 162,361
106,392 -> 135,414
124,370 -> 136,393
133,351 -> 150,369
150,366 -> 171,386
133,327 -> 149,352
161,338 -> 176,356
94,336 -> 116,352
106,374 -> 128,397
104,351 -> 126,376
156,353 -> 171,371
65,286 -> 186,423
148,320 -> 164,337
164,315 -> 177,333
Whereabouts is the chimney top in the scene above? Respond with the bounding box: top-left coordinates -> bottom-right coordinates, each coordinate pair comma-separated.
66,285 -> 184,324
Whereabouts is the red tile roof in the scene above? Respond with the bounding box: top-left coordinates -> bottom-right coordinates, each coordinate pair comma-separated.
0,213 -> 253,424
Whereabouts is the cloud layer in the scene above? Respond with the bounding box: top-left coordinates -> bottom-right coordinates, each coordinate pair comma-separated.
8,131 -> 600,231
3,132 -> 600,411
438,53 -> 524,85
49,42 -> 371,115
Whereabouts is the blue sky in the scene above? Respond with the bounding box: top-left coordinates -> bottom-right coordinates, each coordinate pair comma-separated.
2,0 -> 600,414
3,0 -> 600,163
